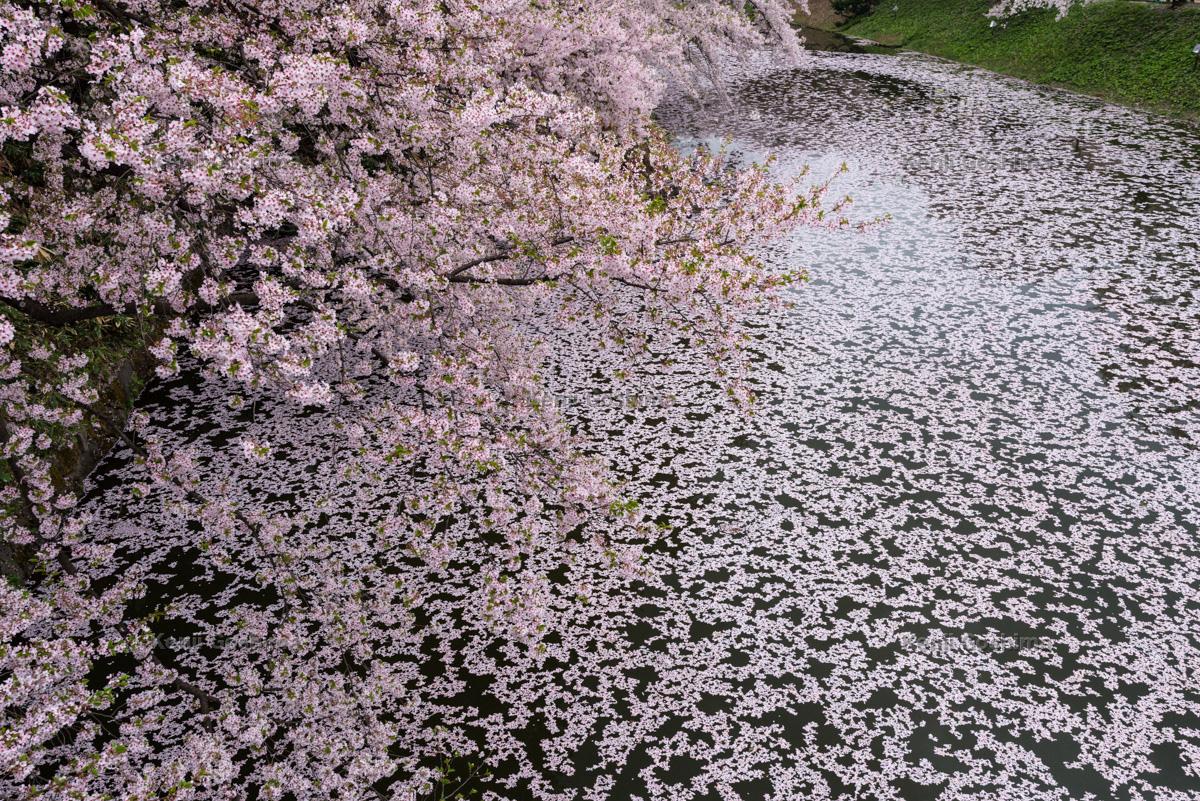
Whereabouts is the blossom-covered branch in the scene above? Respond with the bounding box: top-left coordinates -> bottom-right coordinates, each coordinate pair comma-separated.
1,0 -> 846,797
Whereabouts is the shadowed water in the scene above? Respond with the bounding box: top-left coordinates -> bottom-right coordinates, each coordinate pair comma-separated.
84,47 -> 1200,800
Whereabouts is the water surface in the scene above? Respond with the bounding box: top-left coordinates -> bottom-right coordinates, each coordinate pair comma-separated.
87,46 -> 1200,800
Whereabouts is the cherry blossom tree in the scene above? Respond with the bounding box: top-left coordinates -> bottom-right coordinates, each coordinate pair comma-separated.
1,1 -> 849,797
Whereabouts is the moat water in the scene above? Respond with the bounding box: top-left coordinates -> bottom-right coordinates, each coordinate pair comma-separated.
87,43 -> 1200,801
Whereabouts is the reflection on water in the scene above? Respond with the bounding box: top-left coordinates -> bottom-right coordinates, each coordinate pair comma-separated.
86,47 -> 1200,800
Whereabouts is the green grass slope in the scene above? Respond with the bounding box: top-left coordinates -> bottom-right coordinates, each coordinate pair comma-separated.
842,0 -> 1200,118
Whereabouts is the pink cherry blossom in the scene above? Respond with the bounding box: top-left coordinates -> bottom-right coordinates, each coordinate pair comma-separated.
1,1 -> 826,798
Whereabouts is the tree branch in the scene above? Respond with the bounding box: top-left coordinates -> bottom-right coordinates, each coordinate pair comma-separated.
443,235 -> 575,282
0,296 -> 127,326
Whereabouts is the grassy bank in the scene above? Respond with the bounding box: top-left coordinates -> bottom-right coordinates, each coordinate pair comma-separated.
841,0 -> 1200,119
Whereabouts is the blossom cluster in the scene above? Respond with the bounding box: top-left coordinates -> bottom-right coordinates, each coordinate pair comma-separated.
985,0 -> 1093,18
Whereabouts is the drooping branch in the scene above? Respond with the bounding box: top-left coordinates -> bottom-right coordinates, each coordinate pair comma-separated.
443,236 -> 576,281
0,291 -> 264,327
0,296 -> 130,326
0,0 -> 815,795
